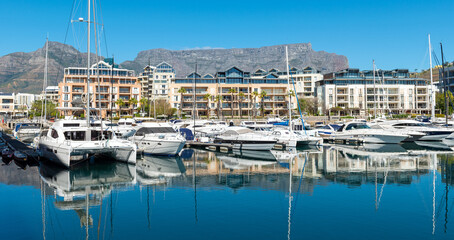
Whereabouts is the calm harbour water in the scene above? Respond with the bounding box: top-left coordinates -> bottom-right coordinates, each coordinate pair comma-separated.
1,143 -> 454,240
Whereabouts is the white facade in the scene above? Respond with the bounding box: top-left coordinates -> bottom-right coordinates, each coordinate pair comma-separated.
139,62 -> 176,100
317,69 -> 431,115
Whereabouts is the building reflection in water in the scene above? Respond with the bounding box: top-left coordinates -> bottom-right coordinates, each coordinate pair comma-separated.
39,161 -> 136,240
34,143 -> 454,239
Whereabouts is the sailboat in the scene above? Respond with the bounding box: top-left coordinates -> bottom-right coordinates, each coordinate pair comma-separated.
37,0 -> 137,168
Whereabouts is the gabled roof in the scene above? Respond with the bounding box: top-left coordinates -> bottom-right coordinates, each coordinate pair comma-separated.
156,61 -> 173,68
203,74 -> 214,79
187,72 -> 202,78
264,73 -> 279,79
255,68 -> 266,73
269,68 -> 279,72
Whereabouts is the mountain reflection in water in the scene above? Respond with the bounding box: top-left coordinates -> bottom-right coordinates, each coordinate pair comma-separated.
0,144 -> 454,240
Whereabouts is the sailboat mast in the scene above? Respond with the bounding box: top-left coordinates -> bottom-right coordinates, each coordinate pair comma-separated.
42,37 -> 49,125
86,0 -> 91,126
441,43 -> 447,125
373,60 -> 377,119
286,46 -> 292,132
429,34 -> 435,121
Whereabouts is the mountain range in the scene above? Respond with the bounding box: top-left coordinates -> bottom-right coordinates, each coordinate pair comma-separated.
0,42 -> 349,94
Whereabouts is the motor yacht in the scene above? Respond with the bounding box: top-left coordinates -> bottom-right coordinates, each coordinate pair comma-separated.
37,120 -> 137,168
214,127 -> 277,150
330,122 -> 408,144
267,128 -> 323,147
129,122 -> 186,156
14,123 -> 41,143
369,123 -> 425,142
374,120 -> 453,141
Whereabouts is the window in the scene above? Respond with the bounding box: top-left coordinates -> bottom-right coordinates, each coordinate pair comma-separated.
51,129 -> 59,139
63,131 -> 85,141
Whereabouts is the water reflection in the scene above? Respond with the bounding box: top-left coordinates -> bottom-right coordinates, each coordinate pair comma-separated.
1,143 -> 454,239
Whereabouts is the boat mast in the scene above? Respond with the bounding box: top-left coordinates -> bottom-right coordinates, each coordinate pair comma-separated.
86,0 -> 91,126
441,43 -> 447,125
373,60 -> 376,119
193,63 -> 197,138
429,34 -> 435,121
41,37 -> 49,128
286,46 -> 292,132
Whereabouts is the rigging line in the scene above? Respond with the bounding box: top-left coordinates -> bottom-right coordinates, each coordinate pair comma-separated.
96,0 -> 108,56
54,0 -> 77,84
417,46 -> 429,73
291,152 -> 308,218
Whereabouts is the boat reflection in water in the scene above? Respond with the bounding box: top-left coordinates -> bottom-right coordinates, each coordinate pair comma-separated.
39,161 -> 136,238
136,155 -> 186,185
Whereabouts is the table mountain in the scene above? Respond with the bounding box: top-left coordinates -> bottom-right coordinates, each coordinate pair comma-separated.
121,43 -> 348,77
0,41 -> 99,94
0,42 -> 348,94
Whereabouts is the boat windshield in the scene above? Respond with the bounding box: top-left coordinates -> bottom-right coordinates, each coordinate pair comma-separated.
63,131 -> 86,141
106,123 -> 118,127
135,127 -> 176,136
345,123 -> 370,131
91,130 -> 113,140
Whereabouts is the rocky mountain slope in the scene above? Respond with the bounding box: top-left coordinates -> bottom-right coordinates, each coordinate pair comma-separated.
0,42 -> 348,94
122,43 -> 348,77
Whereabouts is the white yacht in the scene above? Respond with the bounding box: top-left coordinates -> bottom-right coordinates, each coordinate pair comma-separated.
214,127 -> 277,150
111,118 -> 136,138
15,123 -> 41,142
37,120 -> 137,168
129,122 -> 186,156
375,120 -> 453,141
330,122 -> 408,144
267,128 -> 323,147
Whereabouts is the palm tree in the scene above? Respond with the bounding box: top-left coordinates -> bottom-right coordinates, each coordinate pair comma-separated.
238,92 -> 245,119
251,91 -> 259,119
214,95 -> 222,119
177,87 -> 187,118
203,93 -> 211,118
139,98 -> 148,115
228,88 -> 236,118
259,90 -> 267,117
128,98 -> 138,115
115,98 -> 125,117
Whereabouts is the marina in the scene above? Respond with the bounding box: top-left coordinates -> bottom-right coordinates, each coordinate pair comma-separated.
1,139 -> 454,239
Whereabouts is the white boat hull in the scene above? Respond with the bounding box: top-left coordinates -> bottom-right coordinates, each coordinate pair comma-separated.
232,142 -> 276,151
332,134 -> 407,144
137,139 -> 186,156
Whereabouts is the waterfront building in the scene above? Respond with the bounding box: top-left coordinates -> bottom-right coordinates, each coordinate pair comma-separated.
169,66 -> 298,118
439,66 -> 454,92
42,86 -> 59,104
138,62 -> 176,101
316,68 -> 431,115
0,93 -> 15,116
58,61 -> 141,118
251,66 -> 323,98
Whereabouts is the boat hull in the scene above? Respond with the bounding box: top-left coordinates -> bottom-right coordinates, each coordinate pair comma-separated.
137,139 -> 186,156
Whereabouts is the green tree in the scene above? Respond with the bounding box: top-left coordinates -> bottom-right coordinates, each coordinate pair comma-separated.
203,93 -> 211,117
436,91 -> 454,115
154,99 -> 177,119
28,100 -> 57,119
128,98 -> 138,115
139,98 -> 148,114
178,87 -> 187,118
259,90 -> 267,117
251,91 -> 259,118
214,95 -> 222,119
228,88 -> 237,118
298,97 -> 319,116
238,92 -> 245,119
115,98 -> 126,117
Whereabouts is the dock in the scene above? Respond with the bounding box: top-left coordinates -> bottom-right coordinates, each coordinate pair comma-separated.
1,133 -> 38,161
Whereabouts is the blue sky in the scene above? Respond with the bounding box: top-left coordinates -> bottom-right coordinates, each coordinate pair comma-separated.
1,0 -> 453,71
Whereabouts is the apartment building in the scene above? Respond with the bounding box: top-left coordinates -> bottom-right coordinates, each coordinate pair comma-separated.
42,86 -> 59,104
0,93 -> 15,116
317,68 -> 431,115
251,66 -> 323,98
138,62 -> 175,101
58,61 -> 141,118
169,66 -> 297,117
